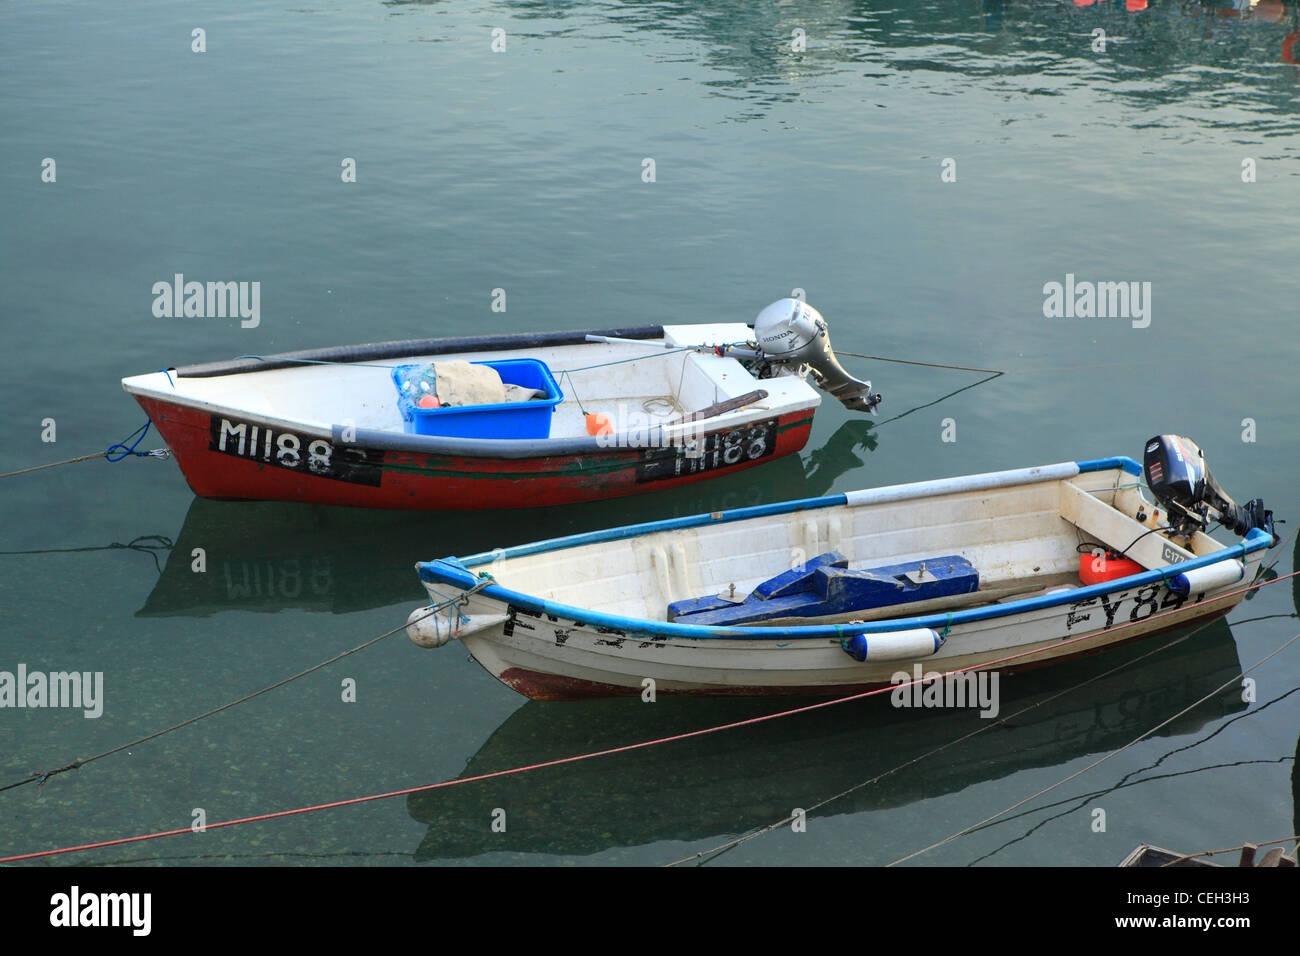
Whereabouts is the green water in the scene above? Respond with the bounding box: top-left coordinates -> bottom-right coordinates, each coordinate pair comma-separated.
1,0 -> 1296,866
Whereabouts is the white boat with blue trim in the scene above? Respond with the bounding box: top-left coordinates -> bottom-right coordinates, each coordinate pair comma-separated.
409,436 -> 1276,699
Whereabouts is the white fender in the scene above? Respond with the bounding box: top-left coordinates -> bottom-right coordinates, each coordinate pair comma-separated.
1168,559 -> 1244,596
842,627 -> 944,663
406,605 -> 457,649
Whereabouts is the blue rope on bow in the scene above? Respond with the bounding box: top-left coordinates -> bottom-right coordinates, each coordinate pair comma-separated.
106,420 -> 155,463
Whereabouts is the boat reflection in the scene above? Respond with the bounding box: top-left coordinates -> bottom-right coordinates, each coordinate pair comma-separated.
135,421 -> 877,617
406,617 -> 1247,860
479,0 -> 1300,103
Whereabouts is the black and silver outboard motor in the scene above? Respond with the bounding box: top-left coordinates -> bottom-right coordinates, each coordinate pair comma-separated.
751,299 -> 882,414
1143,435 -> 1275,542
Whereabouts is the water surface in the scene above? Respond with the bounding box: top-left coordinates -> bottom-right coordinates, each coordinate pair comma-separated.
1,0 -> 1297,866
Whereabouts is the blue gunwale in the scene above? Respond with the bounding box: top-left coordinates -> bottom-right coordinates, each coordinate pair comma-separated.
416,457 -> 1271,641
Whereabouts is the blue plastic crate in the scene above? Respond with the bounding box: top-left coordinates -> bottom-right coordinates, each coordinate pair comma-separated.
391,358 -> 564,439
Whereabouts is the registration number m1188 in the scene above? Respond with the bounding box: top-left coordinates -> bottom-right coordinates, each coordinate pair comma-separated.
208,416 -> 383,486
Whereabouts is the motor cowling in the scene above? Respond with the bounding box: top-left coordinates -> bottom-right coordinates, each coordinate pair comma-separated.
752,299 -> 882,414
1143,435 -> 1274,539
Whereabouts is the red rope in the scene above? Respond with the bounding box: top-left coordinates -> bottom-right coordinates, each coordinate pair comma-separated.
3,567 -> 1295,864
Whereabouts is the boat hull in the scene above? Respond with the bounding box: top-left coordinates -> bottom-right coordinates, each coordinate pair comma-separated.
448,584 -> 1245,700
133,394 -> 815,511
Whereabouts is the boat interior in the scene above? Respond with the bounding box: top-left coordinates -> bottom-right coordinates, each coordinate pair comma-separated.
122,324 -> 820,440
475,467 -> 1232,624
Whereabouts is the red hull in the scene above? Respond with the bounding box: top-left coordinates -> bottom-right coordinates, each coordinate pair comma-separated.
133,396 -> 815,510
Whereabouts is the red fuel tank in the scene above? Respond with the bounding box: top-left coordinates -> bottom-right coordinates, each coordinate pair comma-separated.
1079,552 -> 1144,585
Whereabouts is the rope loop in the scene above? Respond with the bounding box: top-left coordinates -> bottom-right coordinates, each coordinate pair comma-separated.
105,420 -> 154,463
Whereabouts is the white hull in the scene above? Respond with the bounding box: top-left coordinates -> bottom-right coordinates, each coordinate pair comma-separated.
414,459 -> 1272,699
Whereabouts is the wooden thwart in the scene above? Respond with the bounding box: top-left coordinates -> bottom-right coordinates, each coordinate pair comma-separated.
1058,482 -> 1194,570
667,389 -> 768,426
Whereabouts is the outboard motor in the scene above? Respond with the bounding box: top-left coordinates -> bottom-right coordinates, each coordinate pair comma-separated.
751,299 -> 882,414
1143,435 -> 1274,541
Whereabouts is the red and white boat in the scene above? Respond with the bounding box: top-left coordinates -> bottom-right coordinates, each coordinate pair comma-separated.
121,300 -> 882,511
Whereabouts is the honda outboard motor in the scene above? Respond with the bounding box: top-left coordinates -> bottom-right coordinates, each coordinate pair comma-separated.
752,299 -> 882,414
1143,435 -> 1274,540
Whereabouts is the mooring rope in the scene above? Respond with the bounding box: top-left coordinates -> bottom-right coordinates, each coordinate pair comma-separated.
955,686 -> 1300,865
0,691 -> 932,863
0,579 -> 493,797
2,569 -> 1295,864
0,452 -> 107,478
663,606 -> 1248,866
871,370 -> 1003,429
0,535 -> 174,574
884,628 -> 1300,867
836,351 -> 1004,376
0,418 -> 170,480
676,554 -> 1300,869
